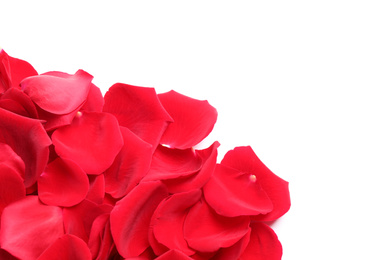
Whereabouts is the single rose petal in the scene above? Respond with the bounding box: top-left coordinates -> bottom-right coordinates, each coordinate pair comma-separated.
105,127 -> 153,198
0,142 -> 25,177
155,249 -> 194,260
0,108 -> 51,187
212,228 -> 251,260
0,87 -> 38,118
163,141 -> 219,193
38,157 -> 89,207
0,50 -> 37,92
151,189 -> 202,255
37,234 -> 92,260
81,83 -> 104,112
0,196 -> 64,260
110,181 -> 168,258
239,222 -> 282,260
0,164 -> 25,217
21,70 -> 93,115
158,90 -> 217,149
142,145 -> 202,182
183,199 -> 250,252
103,83 -> 173,150
86,174 -> 105,204
52,111 -> 124,175
221,146 -> 290,221
203,164 -> 273,217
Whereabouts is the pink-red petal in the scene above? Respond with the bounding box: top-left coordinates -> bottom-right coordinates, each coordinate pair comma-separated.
221,146 -> 290,221
0,87 -> 38,118
88,214 -> 115,260
52,111 -> 124,175
239,222 -> 282,260
37,234 -> 92,260
0,164 -> 25,217
158,90 -> 217,149
103,83 -> 173,150
155,249 -> 194,260
110,181 -> 168,258
38,157 -> 89,207
86,174 -> 105,204
203,164 -> 273,217
21,70 -> 93,115
0,196 -> 64,260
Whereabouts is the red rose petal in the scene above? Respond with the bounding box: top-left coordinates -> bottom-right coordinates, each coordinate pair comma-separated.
212,228 -> 251,260
0,87 -> 38,118
183,199 -> 250,252
36,105 -> 80,131
103,83 -> 173,150
88,214 -> 115,260
158,90 -> 217,149
80,83 -> 104,112
221,146 -> 290,221
142,145 -> 202,182
155,249 -> 194,260
52,111 -> 124,175
239,222 -> 282,260
110,181 -> 168,258
86,174 -> 105,204
203,164 -> 273,217
105,127 -> 153,198
151,189 -> 202,255
37,234 -> 92,260
0,108 -> 51,187
0,164 -> 25,217
38,157 -> 89,207
0,248 -> 19,260
21,70 -> 93,115
0,142 -> 25,177
0,196 -> 64,260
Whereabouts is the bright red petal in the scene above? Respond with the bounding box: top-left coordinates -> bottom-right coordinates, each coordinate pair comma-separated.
203,164 -> 273,217
0,108 -> 51,187
88,214 -> 115,260
37,234 -> 92,260
221,146 -> 290,221
103,83 -> 173,150
151,189 -> 202,255
1,87 -> 38,118
0,164 -> 25,217
183,199 -> 250,252
0,196 -> 64,260
105,127 -> 153,198
38,157 -> 89,207
155,249 -> 194,260
86,174 -> 105,204
239,222 -> 282,260
21,70 -> 93,115
158,90 -> 217,149
0,142 -> 25,178
110,181 -> 168,258
80,83 -> 104,112
212,228 -> 251,260
52,112 -> 124,175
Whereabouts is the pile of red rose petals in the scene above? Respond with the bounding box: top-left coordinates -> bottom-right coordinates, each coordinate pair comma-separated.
0,49 -> 290,260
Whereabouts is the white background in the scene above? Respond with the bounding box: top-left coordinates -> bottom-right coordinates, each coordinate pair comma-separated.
1,1 -> 390,259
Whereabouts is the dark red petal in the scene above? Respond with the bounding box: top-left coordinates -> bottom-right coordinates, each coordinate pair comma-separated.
163,141 -> 219,193
143,145 -> 202,182
37,234 -> 92,260
151,189 -> 202,255
0,164 -> 25,217
86,174 -> 105,204
239,222 -> 282,260
103,83 -> 173,150
0,142 -> 25,177
0,196 -> 64,260
63,199 -> 113,243
52,112 -> 124,175
158,90 -> 217,149
110,181 -> 168,258
221,146 -> 290,221
212,228 -> 251,260
21,70 -> 93,115
88,214 -> 115,260
203,164 -> 273,217
0,248 -> 19,260
105,127 -> 153,198
1,87 -> 38,118
183,199 -> 250,252
38,157 -> 89,207
0,108 -> 51,187
155,249 -> 194,260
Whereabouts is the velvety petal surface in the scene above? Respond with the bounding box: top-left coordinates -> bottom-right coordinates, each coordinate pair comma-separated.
52,112 -> 124,175
37,234 -> 92,260
80,83 -> 104,112
239,222 -> 282,260
21,70 -> 93,114
38,157 -> 89,207
203,164 -> 273,217
0,196 -> 64,260
151,189 -> 202,255
1,87 -> 38,118
88,213 -> 115,260
212,228 -> 251,260
86,174 -> 105,204
155,249 -> 194,260
110,181 -> 168,258
221,146 -> 290,221
103,83 -> 173,150
0,164 -> 25,217
0,108 -> 51,187
158,90 -> 217,149
105,127 -> 153,198
183,199 -> 250,252
0,142 -> 25,177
